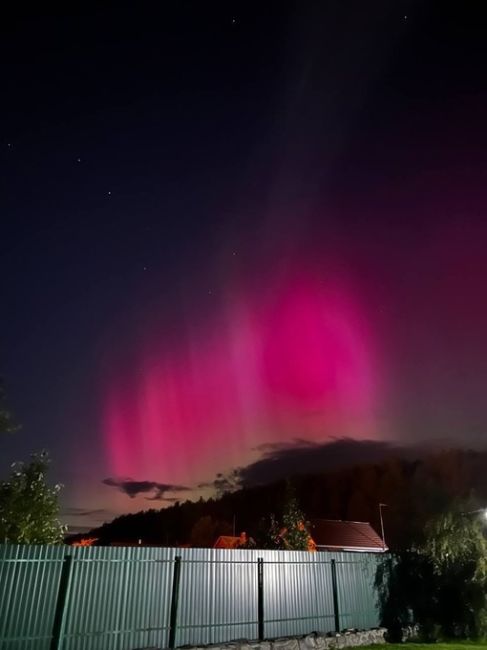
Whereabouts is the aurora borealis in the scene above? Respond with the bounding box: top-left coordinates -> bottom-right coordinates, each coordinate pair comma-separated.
2,2 -> 487,530
103,264 -> 380,486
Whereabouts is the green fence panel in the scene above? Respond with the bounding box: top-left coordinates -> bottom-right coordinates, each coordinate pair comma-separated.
0,544 -> 65,650
0,545 -> 384,650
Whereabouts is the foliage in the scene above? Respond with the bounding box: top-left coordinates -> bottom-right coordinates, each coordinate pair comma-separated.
0,452 -> 66,544
259,486 -> 312,551
72,448 -> 487,553
280,493 -> 312,550
189,515 -> 232,547
258,512 -> 285,549
237,531 -> 256,548
375,551 -> 437,642
421,510 -> 487,639
422,509 -> 487,579
376,508 -> 487,641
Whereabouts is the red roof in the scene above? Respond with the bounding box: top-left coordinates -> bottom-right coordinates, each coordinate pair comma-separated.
213,535 -> 242,549
310,519 -> 387,552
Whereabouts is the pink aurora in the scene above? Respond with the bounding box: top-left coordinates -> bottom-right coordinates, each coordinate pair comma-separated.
102,268 -> 380,484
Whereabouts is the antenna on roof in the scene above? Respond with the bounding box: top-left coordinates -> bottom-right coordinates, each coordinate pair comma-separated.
378,503 -> 388,550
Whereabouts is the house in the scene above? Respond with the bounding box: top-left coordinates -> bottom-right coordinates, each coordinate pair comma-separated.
213,531 -> 255,549
70,537 -> 98,547
310,519 -> 387,553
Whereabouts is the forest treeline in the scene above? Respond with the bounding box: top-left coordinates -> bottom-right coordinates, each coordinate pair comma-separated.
75,448 -> 487,550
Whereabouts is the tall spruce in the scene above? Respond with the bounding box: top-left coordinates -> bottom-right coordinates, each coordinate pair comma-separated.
280,493 -> 311,550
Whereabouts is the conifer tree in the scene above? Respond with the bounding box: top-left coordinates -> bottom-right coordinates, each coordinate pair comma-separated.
280,493 -> 311,550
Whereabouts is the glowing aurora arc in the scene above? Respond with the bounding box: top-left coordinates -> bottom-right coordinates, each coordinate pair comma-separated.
103,267 -> 381,488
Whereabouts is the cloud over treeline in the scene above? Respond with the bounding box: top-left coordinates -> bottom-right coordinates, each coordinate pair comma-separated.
104,438 -> 435,502
102,477 -> 190,501
201,438 -> 410,494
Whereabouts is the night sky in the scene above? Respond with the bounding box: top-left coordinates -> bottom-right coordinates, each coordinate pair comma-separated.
2,1 -> 487,530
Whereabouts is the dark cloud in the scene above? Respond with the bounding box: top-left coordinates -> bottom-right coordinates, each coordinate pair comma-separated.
65,524 -> 94,535
198,470 -> 242,497
62,507 -> 112,518
102,477 -> 190,501
61,507 -> 117,532
104,439 -> 420,503
252,438 -> 323,456
213,438 -> 408,492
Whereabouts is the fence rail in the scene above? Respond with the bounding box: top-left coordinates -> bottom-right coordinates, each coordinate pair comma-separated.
0,545 -> 382,650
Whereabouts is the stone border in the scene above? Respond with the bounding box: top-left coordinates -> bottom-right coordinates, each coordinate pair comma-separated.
136,627 -> 387,650
221,629 -> 387,650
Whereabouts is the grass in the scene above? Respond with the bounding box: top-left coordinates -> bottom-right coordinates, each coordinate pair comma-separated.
361,645 -> 487,650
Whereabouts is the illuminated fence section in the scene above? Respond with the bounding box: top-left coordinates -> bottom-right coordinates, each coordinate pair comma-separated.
259,552 -> 336,639
0,545 -> 383,650
175,549 -> 259,647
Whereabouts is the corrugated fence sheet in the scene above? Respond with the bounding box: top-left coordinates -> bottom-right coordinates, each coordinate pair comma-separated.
0,544 -> 384,650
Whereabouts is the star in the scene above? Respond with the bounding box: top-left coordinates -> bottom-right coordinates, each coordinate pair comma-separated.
7,143 -> 12,148
108,191 -> 112,196
403,15 -> 408,20
231,17 -> 236,25
77,158 -> 81,163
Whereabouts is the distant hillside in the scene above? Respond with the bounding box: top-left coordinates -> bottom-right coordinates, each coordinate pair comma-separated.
69,448 -> 487,550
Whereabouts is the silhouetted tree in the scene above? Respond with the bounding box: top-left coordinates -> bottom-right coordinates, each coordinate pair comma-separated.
258,486 -> 311,551
189,515 -> 232,547
376,507 -> 487,641
76,448 -> 487,554
0,452 -> 65,544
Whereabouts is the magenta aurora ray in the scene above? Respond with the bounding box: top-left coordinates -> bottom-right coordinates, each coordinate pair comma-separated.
102,262 -> 383,486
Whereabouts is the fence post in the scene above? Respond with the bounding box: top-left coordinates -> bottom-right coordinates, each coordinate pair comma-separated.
169,555 -> 182,649
330,559 -> 340,633
257,557 -> 264,641
50,553 -> 73,650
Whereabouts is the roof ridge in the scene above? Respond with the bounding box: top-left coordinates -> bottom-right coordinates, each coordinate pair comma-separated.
311,518 -> 386,550
311,518 -> 372,525
341,520 -> 384,547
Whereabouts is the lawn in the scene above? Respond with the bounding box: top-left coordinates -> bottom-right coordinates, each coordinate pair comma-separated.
361,645 -> 487,650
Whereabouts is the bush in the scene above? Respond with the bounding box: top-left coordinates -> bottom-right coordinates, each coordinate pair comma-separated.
0,452 -> 65,544
376,509 -> 487,640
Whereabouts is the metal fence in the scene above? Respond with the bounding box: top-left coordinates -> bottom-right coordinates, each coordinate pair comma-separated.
0,544 -> 383,650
